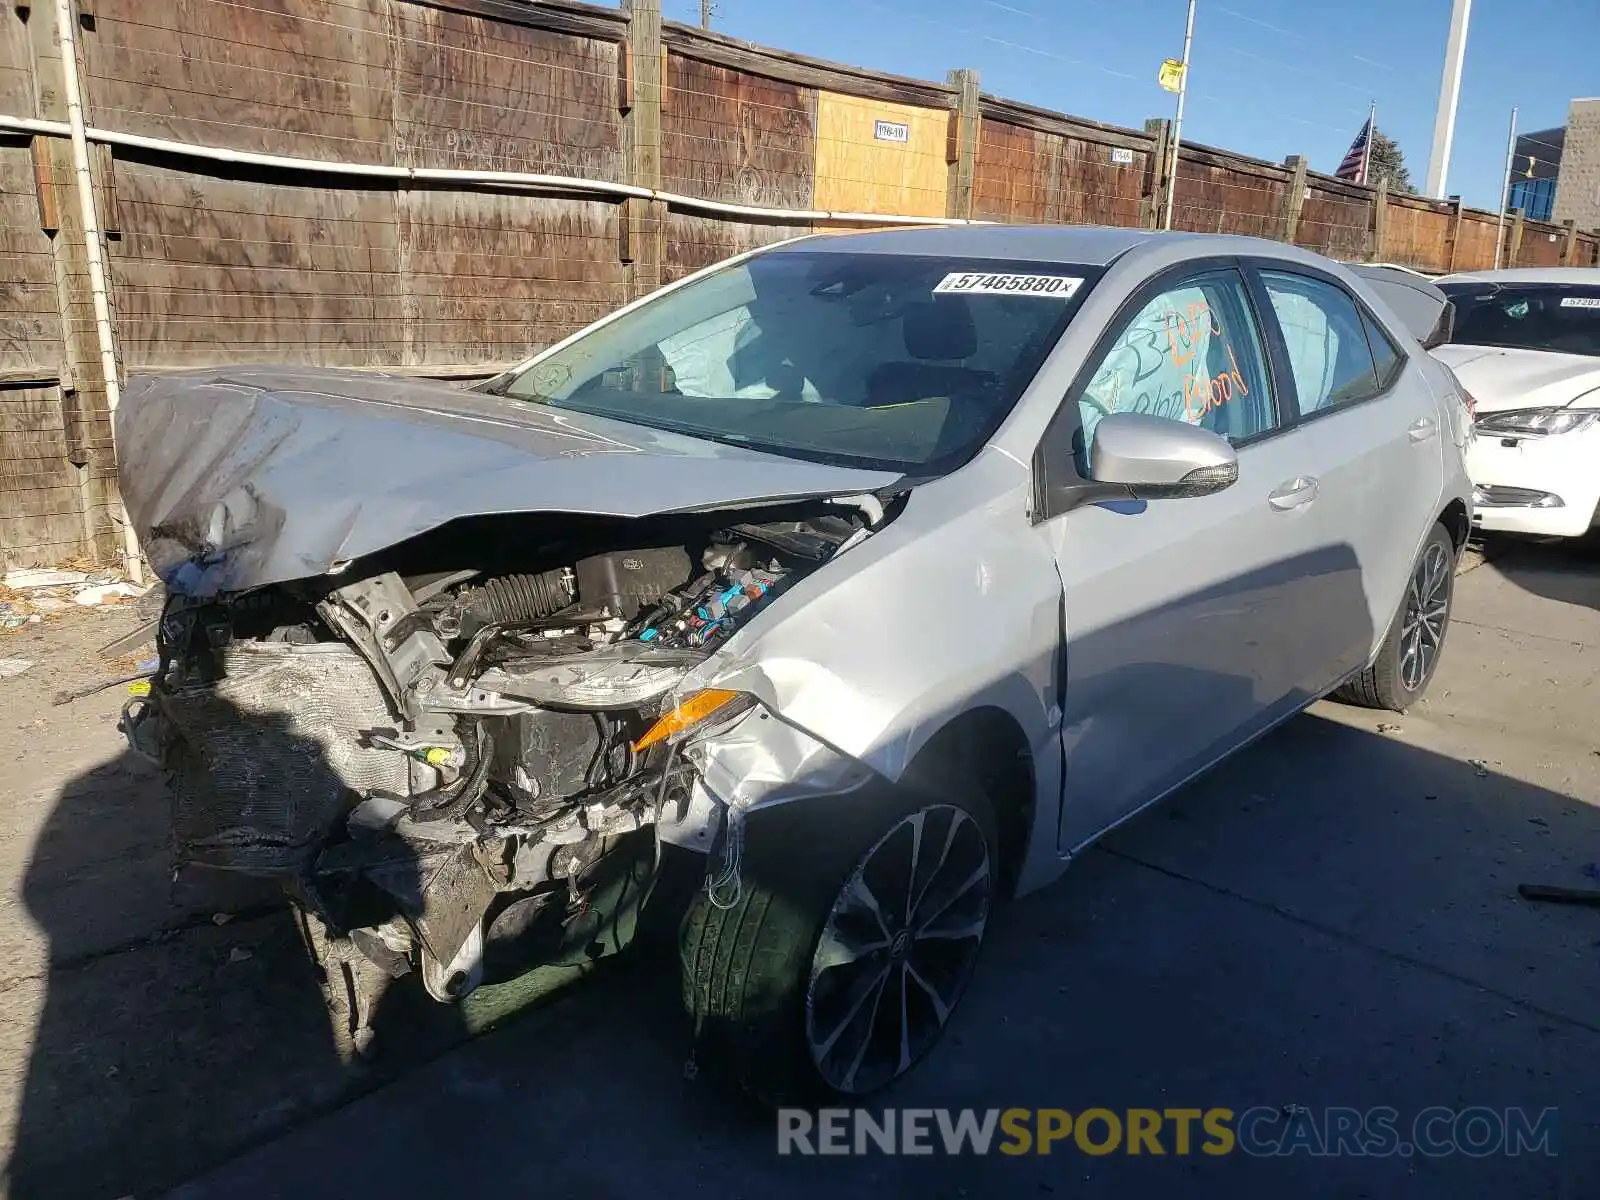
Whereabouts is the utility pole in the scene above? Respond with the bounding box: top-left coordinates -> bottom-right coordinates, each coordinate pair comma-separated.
1494,106 -> 1518,269
700,0 -> 715,29
1162,0 -> 1197,231
1425,0 -> 1472,198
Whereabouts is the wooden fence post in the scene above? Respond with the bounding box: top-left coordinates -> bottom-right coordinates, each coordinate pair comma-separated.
945,68 -> 981,220
1281,154 -> 1307,245
1140,118 -> 1171,229
1558,219 -> 1578,266
1507,207 -> 1525,267
22,0 -> 119,563
1443,195 -> 1464,273
620,0 -> 664,299
1370,177 -> 1388,261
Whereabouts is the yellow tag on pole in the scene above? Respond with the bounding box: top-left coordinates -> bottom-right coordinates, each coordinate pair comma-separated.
1158,58 -> 1186,93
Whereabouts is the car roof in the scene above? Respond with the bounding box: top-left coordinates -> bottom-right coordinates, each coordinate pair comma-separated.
766,223 -> 1311,268
1436,267 -> 1600,285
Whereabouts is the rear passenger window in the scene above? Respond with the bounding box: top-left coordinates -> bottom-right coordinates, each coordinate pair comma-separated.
1361,310 -> 1405,389
1077,269 -> 1277,458
1261,271 -> 1383,415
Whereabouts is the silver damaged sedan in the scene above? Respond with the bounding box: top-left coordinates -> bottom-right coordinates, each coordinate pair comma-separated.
116,226 -> 1475,1101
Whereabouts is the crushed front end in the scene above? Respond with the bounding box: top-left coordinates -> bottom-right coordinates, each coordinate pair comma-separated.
125,507 -> 869,1037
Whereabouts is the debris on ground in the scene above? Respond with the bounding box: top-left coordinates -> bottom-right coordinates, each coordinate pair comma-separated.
1517,883 -> 1600,908
2,569 -> 90,590
1,565 -> 149,633
99,619 -> 160,660
1377,722 -> 1403,734
1469,758 -> 1496,777
227,947 -> 253,964
0,658 -> 34,679
72,582 -> 145,607
50,669 -> 158,707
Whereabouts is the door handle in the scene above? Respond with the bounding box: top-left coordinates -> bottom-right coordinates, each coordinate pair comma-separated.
1408,416 -> 1439,443
1268,476 -> 1319,511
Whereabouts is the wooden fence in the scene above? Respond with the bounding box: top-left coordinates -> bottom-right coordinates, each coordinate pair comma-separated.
1,0 -> 1596,566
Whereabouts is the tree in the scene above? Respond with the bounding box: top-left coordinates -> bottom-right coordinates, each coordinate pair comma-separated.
1368,129 -> 1416,194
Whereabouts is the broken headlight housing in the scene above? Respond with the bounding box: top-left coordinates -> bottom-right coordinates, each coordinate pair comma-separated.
474,644 -> 704,709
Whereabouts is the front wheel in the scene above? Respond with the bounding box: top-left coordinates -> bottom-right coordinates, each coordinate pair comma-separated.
680,778 -> 997,1104
1334,521 -> 1456,711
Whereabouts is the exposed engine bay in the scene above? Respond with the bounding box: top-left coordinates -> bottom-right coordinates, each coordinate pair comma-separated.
124,502 -> 877,1029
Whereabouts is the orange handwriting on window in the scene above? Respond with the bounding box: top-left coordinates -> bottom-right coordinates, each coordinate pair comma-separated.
1163,301 -> 1224,368
1183,342 -> 1251,422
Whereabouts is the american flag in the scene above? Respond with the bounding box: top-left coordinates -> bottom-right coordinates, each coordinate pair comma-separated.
1336,118 -> 1373,184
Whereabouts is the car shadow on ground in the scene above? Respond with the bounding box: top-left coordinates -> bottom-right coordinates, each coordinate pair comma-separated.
1478,531 -> 1600,611
10,539 -> 1599,1199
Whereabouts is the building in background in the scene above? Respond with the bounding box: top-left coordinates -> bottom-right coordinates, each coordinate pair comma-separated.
1510,125 -> 1563,221
1552,98 -> 1600,230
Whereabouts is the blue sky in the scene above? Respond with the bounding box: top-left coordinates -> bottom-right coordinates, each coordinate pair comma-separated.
661,0 -> 1597,213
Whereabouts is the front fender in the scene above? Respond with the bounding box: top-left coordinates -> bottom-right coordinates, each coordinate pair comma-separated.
661,452 -> 1066,884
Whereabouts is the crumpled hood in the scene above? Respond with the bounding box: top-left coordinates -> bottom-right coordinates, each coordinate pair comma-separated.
1429,345 -> 1600,413
116,366 -> 900,596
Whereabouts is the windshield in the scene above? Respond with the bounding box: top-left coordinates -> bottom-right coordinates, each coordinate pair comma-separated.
1438,281 -> 1600,357
489,250 -> 1100,473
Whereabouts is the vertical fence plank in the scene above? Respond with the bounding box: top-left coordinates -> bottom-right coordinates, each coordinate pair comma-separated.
621,0 -> 663,299
1371,177 -> 1388,262
945,68 -> 979,220
1281,155 -> 1307,243
1140,117 -> 1170,229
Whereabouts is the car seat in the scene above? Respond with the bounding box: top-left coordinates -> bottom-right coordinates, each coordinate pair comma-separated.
864,298 -> 997,407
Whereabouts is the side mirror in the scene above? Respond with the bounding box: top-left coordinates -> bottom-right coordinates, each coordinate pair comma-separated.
1090,412 -> 1239,498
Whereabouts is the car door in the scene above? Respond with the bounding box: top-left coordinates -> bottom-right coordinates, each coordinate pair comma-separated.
1251,265 -> 1445,669
1035,263 -> 1369,853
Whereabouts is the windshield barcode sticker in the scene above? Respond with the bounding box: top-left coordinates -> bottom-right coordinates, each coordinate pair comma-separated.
1559,296 -> 1600,308
933,272 -> 1083,298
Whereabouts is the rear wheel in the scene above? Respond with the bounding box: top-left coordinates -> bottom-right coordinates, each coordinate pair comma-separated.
1335,521 -> 1455,711
680,771 -> 997,1104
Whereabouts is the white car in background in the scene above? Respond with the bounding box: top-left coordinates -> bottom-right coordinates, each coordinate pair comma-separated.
1432,268 -> 1600,538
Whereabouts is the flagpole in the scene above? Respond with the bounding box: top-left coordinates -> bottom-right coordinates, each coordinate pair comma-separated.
1162,0 -> 1197,231
1361,101 -> 1375,184
1426,0 -> 1472,197
1493,105 -> 1519,269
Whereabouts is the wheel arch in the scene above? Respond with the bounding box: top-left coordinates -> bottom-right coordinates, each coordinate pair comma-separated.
902,705 -> 1037,897
1438,497 -> 1471,553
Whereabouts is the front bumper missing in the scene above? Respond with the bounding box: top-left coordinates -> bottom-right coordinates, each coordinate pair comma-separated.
660,703 -> 878,849
131,651 -> 878,1009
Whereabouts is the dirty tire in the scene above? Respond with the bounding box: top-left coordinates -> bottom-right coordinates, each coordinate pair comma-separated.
680,763 -> 998,1106
1335,521 -> 1456,711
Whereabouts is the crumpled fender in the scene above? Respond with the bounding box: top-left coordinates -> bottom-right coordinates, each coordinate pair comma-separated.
659,452 -> 1068,892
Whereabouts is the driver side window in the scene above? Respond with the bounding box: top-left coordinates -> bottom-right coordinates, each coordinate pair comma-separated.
1077,269 -> 1277,462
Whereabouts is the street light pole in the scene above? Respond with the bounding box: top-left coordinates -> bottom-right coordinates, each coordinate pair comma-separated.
1493,105 -> 1518,269
1425,0 -> 1472,198
1162,0 -> 1197,231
